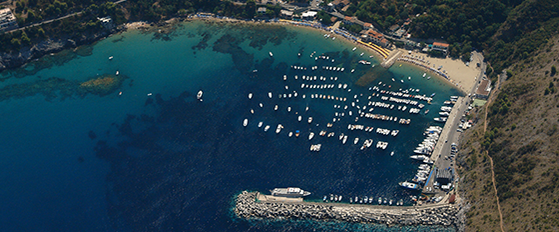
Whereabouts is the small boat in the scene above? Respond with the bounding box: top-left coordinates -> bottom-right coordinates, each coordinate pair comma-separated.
115,70 -> 119,76
264,125 -> 270,132
268,92 -> 272,98
295,130 -> 300,137
298,116 -> 302,122
276,124 -> 283,134
308,117 -> 313,124
274,105 -> 278,111
308,132 -> 315,140
108,56 -> 113,60
354,137 -> 359,144
269,52 -> 273,57
378,197 -> 382,205
288,132 -> 293,137
342,135 -> 348,144
425,109 -> 430,114
258,122 -> 263,128
197,90 -> 203,101
390,151 -> 394,156
243,119 -> 248,127
248,93 -> 253,99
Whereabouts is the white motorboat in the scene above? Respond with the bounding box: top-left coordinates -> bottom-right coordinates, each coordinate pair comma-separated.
268,92 -> 272,98
264,125 -> 270,131
276,124 -> 283,134
197,90 -> 203,101
308,117 -> 313,124
248,93 -> 253,99
243,119 -> 248,127
258,122 -> 263,128
309,132 -> 315,140
269,52 -> 273,57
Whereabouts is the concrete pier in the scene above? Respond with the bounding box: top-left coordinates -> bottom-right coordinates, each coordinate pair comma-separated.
235,191 -> 464,229
380,50 -> 402,68
429,97 -> 465,163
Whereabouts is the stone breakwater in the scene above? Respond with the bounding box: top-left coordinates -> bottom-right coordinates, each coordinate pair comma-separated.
235,191 -> 464,230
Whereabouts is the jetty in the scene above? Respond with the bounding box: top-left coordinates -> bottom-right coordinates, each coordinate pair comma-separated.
380,50 -> 402,68
235,191 -> 464,228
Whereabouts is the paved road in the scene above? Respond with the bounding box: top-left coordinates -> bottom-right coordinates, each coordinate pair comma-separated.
4,0 -> 127,33
421,52 -> 486,198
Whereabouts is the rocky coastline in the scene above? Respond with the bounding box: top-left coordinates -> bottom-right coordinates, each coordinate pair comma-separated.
0,29 -> 119,72
235,191 -> 465,231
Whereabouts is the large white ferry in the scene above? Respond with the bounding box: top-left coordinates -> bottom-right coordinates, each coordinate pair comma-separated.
270,187 -> 311,198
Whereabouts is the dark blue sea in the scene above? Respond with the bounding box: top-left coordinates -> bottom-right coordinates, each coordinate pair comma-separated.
0,20 -> 461,231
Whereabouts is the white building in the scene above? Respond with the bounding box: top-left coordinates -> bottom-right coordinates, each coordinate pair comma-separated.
0,8 -> 18,32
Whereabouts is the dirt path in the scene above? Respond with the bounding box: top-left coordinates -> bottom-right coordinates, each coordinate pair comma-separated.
483,74 -> 505,232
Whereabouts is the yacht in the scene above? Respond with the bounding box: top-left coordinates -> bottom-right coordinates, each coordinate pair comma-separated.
243,119 -> 248,127
270,187 -> 311,198
197,90 -> 203,101
399,181 -> 420,190
276,124 -> 283,134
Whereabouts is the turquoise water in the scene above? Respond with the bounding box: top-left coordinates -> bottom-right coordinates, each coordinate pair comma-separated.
0,20 -> 460,231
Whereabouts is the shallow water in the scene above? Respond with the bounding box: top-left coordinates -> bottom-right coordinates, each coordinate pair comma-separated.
0,20 -> 460,231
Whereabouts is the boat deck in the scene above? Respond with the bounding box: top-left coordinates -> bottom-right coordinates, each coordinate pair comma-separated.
256,192 -> 303,202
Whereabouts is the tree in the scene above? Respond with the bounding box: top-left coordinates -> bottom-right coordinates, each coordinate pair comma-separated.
244,0 -> 256,18
21,32 -> 31,45
552,65 -> 557,77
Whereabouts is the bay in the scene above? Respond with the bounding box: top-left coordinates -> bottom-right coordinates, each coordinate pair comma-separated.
0,20 -> 460,231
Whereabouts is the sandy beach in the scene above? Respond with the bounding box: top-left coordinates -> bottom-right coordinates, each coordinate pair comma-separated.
127,15 -> 481,94
395,49 -> 482,94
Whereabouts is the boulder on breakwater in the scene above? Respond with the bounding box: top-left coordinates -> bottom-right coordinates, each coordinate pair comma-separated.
234,191 -> 464,230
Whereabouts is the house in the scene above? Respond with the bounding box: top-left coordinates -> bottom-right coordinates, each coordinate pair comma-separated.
475,78 -> 492,99
362,22 -> 372,29
432,42 -> 449,55
361,29 -> 389,48
97,16 -> 114,29
343,16 -> 354,25
0,8 -> 18,32
257,7 -> 267,14
280,10 -> 293,19
301,11 -> 317,20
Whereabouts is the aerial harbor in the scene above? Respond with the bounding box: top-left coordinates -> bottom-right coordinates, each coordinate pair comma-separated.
1,0 -> 557,231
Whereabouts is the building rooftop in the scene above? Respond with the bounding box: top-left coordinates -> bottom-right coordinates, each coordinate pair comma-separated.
433,42 -> 449,48
476,79 -> 491,96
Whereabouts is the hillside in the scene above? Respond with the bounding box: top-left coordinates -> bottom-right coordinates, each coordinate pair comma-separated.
458,31 -> 559,232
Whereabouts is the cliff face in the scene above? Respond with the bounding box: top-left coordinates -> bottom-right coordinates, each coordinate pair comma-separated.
0,30 -> 115,72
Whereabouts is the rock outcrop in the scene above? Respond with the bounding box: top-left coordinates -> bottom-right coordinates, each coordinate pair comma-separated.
0,30 -> 118,72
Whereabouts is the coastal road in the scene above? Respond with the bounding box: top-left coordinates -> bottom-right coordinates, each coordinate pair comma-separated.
5,0 -> 127,33
423,52 -> 486,196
